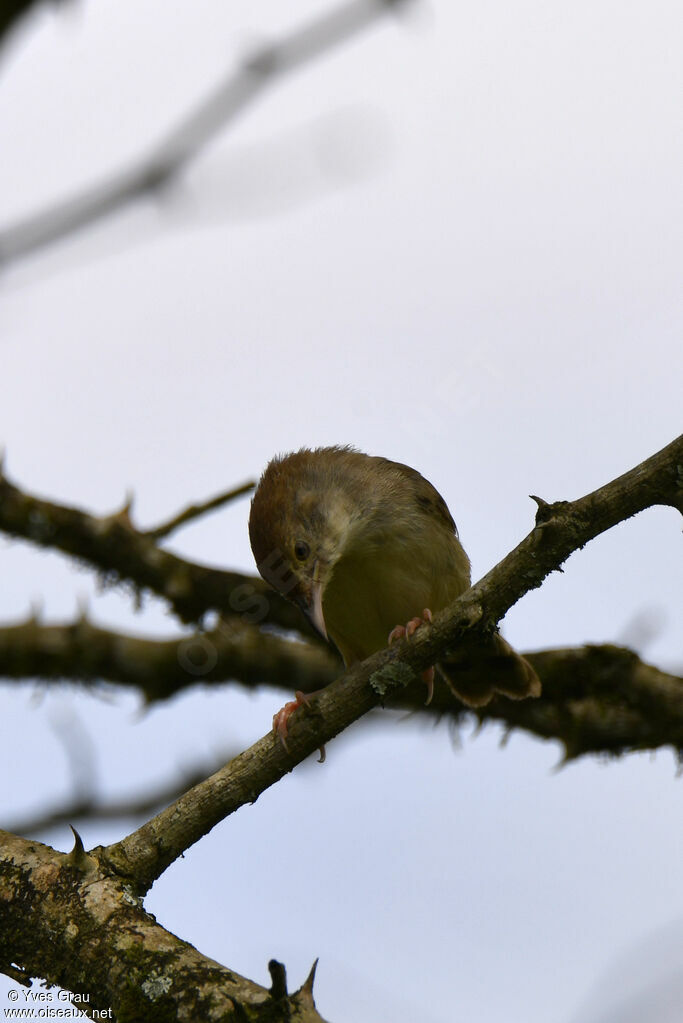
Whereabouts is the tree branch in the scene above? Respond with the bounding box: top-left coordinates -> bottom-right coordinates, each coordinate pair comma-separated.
474,645 -> 683,762
0,830 -> 328,1022
0,612 -> 339,700
98,434 -> 683,892
144,480 -> 254,541
0,466 -> 315,633
0,0 -> 407,268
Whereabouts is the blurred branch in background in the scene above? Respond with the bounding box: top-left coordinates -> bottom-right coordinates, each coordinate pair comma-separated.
0,612 -> 340,702
0,0 -> 65,49
0,0 -> 409,269
4,749 -> 238,837
1,611 -> 681,761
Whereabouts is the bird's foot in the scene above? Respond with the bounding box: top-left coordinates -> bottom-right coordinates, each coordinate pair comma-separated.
272,690 -> 310,750
387,607 -> 433,644
388,608 -> 435,705
272,691 -> 326,763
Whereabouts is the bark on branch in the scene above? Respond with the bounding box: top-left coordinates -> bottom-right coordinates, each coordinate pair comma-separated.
0,612 -> 338,701
0,829 -> 328,1022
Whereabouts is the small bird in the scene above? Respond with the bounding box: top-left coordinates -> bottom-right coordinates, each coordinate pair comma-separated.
249,446 -> 540,744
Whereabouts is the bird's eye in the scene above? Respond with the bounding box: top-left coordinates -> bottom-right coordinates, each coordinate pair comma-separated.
293,540 -> 310,561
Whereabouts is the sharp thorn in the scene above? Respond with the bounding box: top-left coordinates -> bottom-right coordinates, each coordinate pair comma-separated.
301,958 -> 319,997
69,824 -> 85,856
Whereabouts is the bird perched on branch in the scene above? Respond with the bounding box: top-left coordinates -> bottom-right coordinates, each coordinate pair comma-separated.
249,446 -> 540,746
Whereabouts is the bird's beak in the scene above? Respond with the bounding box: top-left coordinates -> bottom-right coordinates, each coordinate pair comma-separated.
309,577 -> 327,639
301,560 -> 327,639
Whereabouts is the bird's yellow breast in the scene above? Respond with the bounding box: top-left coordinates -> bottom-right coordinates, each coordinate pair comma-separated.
322,522 -> 470,666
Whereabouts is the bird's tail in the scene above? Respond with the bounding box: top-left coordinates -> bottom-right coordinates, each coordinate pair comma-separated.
439,632 -> 541,708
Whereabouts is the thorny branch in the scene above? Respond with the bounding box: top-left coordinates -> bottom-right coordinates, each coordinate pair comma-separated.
0,828 -> 328,1022
0,613 -> 340,701
0,463 -> 315,634
94,434 -> 682,892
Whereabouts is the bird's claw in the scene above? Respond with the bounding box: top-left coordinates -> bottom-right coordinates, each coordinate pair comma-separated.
420,665 -> 435,706
272,690 -> 310,750
272,691 -> 326,762
387,609 -> 435,704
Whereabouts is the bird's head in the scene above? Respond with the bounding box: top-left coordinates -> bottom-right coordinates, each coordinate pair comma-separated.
248,448 -> 359,638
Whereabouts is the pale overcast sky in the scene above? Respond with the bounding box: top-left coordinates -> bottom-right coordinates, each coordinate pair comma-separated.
1,2 -> 682,1021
